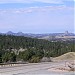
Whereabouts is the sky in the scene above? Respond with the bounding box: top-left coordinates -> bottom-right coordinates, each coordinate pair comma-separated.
0,0 -> 74,33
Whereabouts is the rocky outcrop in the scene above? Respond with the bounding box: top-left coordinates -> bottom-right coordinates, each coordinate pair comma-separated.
67,61 -> 75,71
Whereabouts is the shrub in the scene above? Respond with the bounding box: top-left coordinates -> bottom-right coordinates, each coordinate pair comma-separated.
29,56 -> 40,63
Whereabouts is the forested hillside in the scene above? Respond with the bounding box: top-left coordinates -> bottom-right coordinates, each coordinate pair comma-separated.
0,35 -> 75,63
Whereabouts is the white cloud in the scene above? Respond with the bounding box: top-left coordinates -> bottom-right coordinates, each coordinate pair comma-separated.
0,0 -> 63,4
34,0 -> 63,4
0,0 -> 32,3
0,5 -> 73,14
0,0 -> 74,4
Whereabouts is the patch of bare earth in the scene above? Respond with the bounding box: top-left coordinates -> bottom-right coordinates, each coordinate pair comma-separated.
48,52 -> 75,72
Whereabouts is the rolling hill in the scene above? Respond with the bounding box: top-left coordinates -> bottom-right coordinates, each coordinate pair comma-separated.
53,52 -> 75,61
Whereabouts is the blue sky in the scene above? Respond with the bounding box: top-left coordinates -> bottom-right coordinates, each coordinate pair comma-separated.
0,0 -> 74,33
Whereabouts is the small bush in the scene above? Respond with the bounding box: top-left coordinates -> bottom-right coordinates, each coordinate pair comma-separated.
29,56 -> 40,63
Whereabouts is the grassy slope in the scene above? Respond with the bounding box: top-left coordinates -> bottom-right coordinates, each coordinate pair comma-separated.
53,52 -> 75,61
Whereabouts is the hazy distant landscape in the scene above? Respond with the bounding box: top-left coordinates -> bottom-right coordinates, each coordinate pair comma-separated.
1,31 -> 75,41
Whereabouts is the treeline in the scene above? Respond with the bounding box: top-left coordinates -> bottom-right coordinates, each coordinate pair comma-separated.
0,34 -> 75,63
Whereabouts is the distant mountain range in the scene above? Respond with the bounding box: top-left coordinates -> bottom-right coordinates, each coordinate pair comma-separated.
0,31 -> 75,41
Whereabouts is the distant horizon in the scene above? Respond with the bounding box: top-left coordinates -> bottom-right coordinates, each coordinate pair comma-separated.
0,30 -> 75,34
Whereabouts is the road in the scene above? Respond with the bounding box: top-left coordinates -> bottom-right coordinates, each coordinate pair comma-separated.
0,62 -> 75,75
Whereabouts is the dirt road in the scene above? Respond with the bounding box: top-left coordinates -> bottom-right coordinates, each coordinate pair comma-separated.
0,62 -> 75,75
